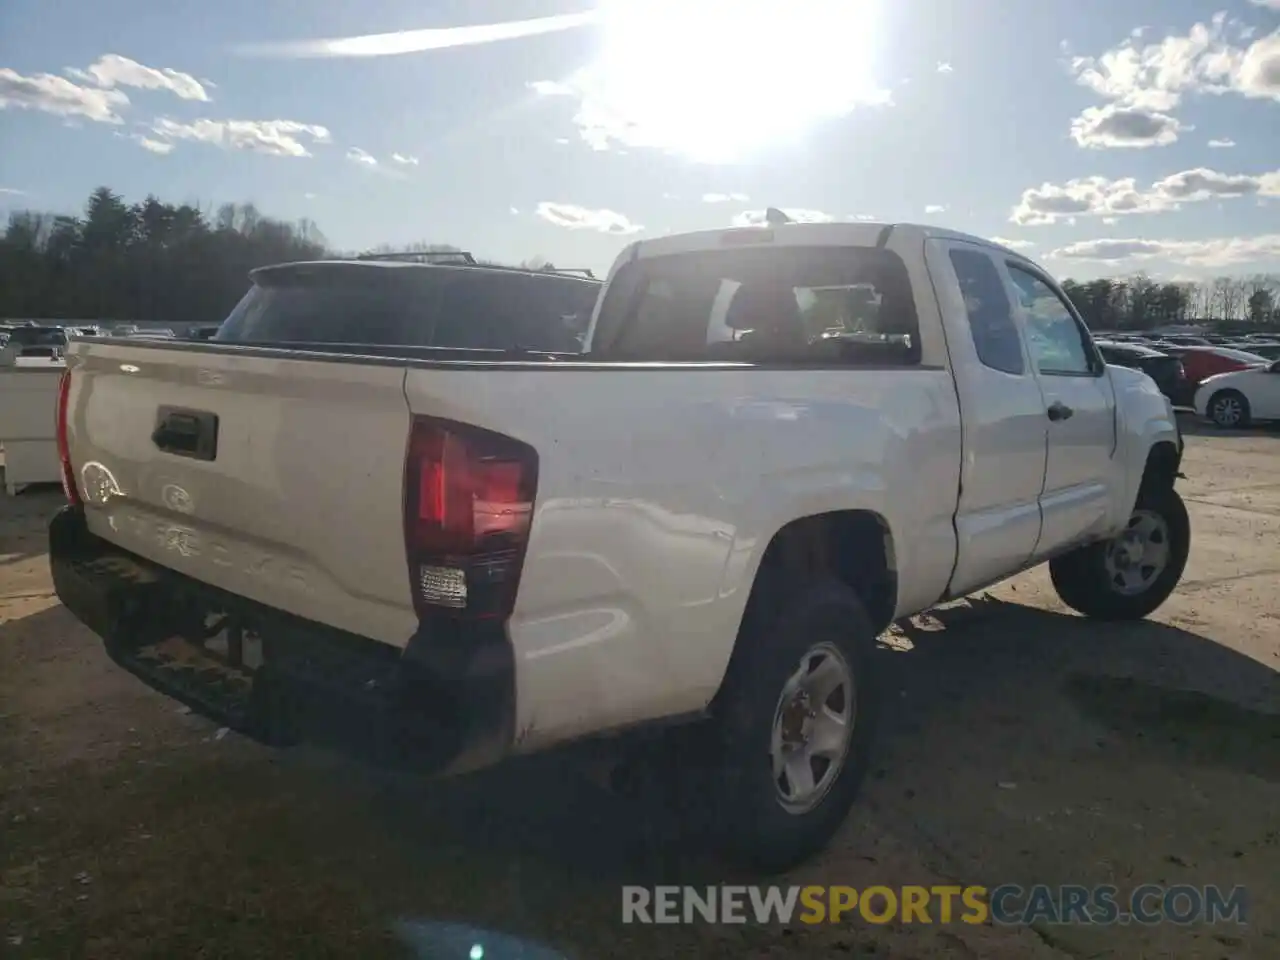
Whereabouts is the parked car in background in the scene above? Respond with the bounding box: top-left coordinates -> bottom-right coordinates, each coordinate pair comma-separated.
188,325 -> 223,340
213,250 -> 601,353
1194,358 -> 1280,427
3,325 -> 67,358
1159,335 -> 1212,347
1095,340 -> 1187,405
1163,345 -> 1270,387
1237,342 -> 1280,360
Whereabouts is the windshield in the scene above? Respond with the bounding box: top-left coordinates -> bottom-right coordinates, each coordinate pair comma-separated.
1214,347 -> 1270,364
217,268 -> 597,352
7,326 -> 64,346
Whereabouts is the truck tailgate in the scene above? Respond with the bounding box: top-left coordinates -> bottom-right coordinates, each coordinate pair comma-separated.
64,341 -> 418,647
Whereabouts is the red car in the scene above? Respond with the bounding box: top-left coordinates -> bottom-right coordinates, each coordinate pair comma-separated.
1166,345 -> 1270,391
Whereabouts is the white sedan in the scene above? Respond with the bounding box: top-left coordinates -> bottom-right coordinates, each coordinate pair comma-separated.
1194,359 -> 1280,427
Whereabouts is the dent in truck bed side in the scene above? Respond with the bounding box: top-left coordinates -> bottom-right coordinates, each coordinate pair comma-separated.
402,365 -> 963,750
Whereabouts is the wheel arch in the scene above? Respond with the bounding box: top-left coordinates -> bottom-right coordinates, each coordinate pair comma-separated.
711,509 -> 897,707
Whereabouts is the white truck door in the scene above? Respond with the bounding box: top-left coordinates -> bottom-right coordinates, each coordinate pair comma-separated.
999,260 -> 1118,556
928,240 -> 1048,597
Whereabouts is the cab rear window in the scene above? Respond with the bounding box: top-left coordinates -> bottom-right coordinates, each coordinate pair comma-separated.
591,246 -> 920,365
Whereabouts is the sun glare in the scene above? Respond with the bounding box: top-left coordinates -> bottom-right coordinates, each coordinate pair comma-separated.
585,0 -> 886,162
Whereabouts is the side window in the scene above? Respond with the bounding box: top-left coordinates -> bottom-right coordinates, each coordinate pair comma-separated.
948,248 -> 1024,375
1006,264 -> 1098,376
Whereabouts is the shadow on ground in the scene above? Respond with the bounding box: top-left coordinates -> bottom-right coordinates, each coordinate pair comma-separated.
0,479 -> 62,566
882,595 -> 1278,781
3,594 -> 1277,958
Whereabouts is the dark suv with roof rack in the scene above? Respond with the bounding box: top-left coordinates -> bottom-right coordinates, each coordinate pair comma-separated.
214,250 -> 602,354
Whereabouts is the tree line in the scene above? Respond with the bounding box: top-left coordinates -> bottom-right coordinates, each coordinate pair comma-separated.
1060,274 -> 1279,332
1,186 -> 1277,329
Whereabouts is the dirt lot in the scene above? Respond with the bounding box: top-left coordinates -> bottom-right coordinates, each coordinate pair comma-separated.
2,423 -> 1278,959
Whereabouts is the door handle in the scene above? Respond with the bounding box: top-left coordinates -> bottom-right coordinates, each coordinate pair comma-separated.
152,406 -> 219,460
1047,401 -> 1074,422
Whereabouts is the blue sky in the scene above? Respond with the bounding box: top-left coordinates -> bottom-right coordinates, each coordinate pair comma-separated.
2,0 -> 1279,280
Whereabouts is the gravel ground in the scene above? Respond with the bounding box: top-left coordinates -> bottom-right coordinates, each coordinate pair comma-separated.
2,422 -> 1277,959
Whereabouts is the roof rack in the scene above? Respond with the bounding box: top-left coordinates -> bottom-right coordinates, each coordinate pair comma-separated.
349,251 -> 599,281
356,250 -> 477,264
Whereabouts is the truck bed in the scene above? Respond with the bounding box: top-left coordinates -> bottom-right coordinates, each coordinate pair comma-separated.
63,335 -> 962,746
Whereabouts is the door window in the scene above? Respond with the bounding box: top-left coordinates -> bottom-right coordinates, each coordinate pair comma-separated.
949,248 -> 1024,375
1006,265 -> 1099,376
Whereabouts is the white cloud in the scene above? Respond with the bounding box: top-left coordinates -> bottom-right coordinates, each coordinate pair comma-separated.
937,61 -> 953,73
304,192 -> 317,199
390,152 -> 419,165
1070,103 -> 1185,148
924,204 -> 947,213
1051,233 -> 1280,268
1012,167 -> 1280,224
509,206 -> 519,214
67,54 -> 209,102
731,208 -> 835,226
151,117 -> 331,157
989,236 -> 1036,250
1248,1 -> 1280,9
1235,30 -> 1280,101
237,10 -> 600,58
536,201 -> 643,234
846,214 -> 878,221
702,192 -> 749,203
0,187 -> 28,196
134,135 -> 174,154
0,68 -> 129,123
1208,137 -> 1236,147
1013,176 -> 1169,224
1152,166 -> 1276,200
346,147 -> 378,166
1065,17 -> 1280,149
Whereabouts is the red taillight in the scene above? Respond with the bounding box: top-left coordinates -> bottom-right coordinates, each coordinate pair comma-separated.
402,416 -> 537,621
55,369 -> 81,505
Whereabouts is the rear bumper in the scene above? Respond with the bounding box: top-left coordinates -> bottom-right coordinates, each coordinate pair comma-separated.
49,506 -> 515,775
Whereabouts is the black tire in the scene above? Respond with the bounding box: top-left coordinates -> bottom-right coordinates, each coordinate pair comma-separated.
710,577 -> 879,873
1208,389 -> 1251,429
1049,486 -> 1190,621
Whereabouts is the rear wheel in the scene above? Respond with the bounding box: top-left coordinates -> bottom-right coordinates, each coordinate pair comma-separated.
1208,390 -> 1250,429
1049,486 -> 1190,621
710,578 -> 878,872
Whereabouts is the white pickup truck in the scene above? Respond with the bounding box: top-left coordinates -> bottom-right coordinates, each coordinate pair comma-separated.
50,223 -> 1187,870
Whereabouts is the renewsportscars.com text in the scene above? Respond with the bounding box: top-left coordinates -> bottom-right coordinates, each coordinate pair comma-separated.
621,884 -> 1249,926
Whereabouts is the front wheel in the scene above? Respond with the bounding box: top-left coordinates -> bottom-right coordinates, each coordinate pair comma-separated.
1208,389 -> 1250,429
1049,486 -> 1191,621
710,578 -> 879,872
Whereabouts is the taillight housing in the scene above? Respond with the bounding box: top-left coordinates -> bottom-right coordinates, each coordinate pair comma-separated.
402,416 -> 537,622
55,368 -> 81,505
